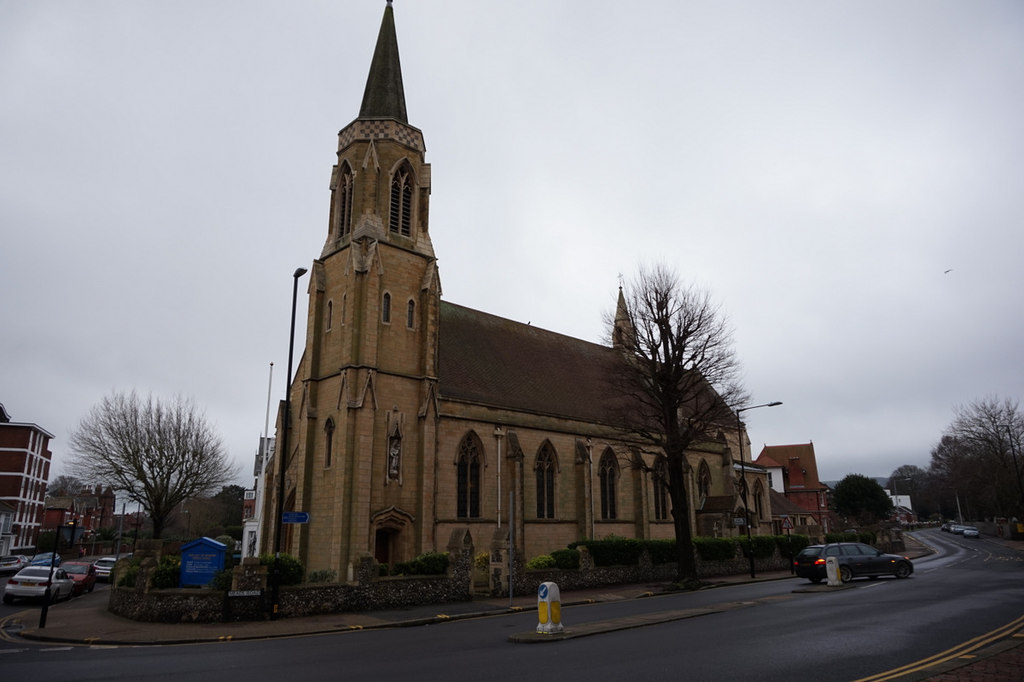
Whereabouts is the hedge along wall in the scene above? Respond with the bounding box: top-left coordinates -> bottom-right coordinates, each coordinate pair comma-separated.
503,536 -> 806,598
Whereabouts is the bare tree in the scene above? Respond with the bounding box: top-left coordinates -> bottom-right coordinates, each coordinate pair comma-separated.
47,474 -> 86,497
66,391 -> 237,538
931,397 -> 1024,519
608,264 -> 748,582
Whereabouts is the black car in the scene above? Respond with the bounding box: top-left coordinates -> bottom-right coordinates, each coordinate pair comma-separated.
793,542 -> 914,583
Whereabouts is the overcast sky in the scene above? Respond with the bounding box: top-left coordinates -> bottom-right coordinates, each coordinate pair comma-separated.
3,1 -> 1023,488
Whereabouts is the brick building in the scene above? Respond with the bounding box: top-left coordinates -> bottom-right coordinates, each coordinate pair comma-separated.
757,442 -> 834,537
0,403 -> 55,553
261,3 -> 769,576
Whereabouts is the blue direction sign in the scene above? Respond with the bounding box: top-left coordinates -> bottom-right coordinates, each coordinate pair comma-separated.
281,511 -> 310,524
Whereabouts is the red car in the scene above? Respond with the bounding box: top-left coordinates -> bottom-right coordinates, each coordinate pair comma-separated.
61,561 -> 97,596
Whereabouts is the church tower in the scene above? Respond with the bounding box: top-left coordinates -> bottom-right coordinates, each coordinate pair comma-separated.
274,2 -> 442,576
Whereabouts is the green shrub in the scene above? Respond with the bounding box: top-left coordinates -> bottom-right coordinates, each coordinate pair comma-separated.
307,569 -> 337,584
392,551 -> 449,576
210,569 -> 233,591
151,555 -> 181,589
693,537 -> 737,561
644,539 -> 677,565
474,551 -> 490,572
526,554 -> 556,570
571,537 -> 642,566
775,534 -> 811,557
259,553 -> 304,586
117,558 -> 140,588
550,548 -> 580,569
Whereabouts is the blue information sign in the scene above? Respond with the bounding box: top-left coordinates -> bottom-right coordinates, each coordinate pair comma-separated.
281,511 -> 310,524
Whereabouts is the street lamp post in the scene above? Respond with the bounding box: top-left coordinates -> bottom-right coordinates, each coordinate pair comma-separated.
271,266 -> 308,620
736,401 -> 782,579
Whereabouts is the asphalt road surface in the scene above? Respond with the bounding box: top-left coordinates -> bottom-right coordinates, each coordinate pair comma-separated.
1,529 -> 1021,681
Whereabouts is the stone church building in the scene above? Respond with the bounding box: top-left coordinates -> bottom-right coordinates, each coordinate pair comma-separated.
261,3 -> 768,578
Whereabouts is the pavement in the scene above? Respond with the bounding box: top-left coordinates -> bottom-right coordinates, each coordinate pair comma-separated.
3,534 -> 1022,680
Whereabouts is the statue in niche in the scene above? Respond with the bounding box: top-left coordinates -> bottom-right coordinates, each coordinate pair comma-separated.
388,434 -> 401,480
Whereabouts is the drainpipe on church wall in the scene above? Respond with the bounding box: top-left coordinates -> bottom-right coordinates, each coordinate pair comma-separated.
494,426 -> 504,528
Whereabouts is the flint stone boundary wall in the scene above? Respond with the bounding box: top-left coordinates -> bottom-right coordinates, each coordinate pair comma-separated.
108,529 -> 476,624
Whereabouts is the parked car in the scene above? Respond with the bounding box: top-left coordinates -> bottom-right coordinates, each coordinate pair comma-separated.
62,561 -> 98,595
3,566 -> 75,604
794,542 -> 914,583
0,555 -> 30,574
28,552 -> 62,567
962,526 -> 981,538
93,556 -> 118,581
950,524 -> 966,534
940,523 -> 951,532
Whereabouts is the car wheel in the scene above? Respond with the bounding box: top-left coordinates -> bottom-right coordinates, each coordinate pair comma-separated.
88,584 -> 95,593
839,565 -> 853,583
2,594 -> 13,605
895,562 -> 912,579
809,577 -> 822,584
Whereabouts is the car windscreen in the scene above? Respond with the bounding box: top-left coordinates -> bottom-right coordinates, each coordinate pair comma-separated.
17,568 -> 52,578
64,564 -> 89,574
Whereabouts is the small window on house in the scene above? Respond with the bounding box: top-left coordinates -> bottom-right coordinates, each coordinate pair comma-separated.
382,292 -> 391,324
599,448 -> 618,520
406,300 -> 415,329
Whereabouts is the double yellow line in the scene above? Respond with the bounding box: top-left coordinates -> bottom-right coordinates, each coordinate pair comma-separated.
855,614 -> 1024,681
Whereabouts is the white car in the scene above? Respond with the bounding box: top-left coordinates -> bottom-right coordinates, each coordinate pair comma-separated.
93,556 -> 118,581
962,526 -> 981,538
3,566 -> 75,604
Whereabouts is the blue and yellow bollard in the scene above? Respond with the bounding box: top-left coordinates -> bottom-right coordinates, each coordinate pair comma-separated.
536,581 -> 564,634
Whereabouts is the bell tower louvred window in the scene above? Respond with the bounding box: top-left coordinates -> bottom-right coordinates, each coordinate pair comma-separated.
389,166 -> 413,237
338,164 -> 354,237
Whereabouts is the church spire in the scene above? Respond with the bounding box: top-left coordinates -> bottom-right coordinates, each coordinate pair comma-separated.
359,1 -> 407,122
613,286 -> 636,352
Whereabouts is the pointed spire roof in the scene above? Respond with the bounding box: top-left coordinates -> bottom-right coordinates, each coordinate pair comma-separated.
612,286 -> 635,351
360,1 -> 408,123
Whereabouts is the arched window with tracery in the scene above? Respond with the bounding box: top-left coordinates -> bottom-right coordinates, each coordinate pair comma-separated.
535,442 -> 557,519
599,448 -> 618,520
326,300 -> 333,332
382,292 -> 391,324
406,299 -> 415,329
697,460 -> 712,509
754,480 -> 766,523
389,164 -> 413,237
337,163 -> 354,237
456,432 -> 482,518
652,457 -> 669,521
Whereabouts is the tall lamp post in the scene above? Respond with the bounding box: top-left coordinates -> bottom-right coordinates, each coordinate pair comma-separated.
736,401 -> 782,578
271,266 -> 308,620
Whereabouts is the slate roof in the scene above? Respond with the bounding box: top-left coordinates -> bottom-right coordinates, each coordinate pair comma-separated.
437,301 -> 623,424
769,489 -> 810,517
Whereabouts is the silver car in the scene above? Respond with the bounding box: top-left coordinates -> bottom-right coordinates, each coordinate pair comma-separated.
962,526 -> 981,538
2,566 -> 75,604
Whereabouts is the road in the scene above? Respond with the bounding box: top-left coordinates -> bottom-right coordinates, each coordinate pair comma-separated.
2,529 -> 1021,681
